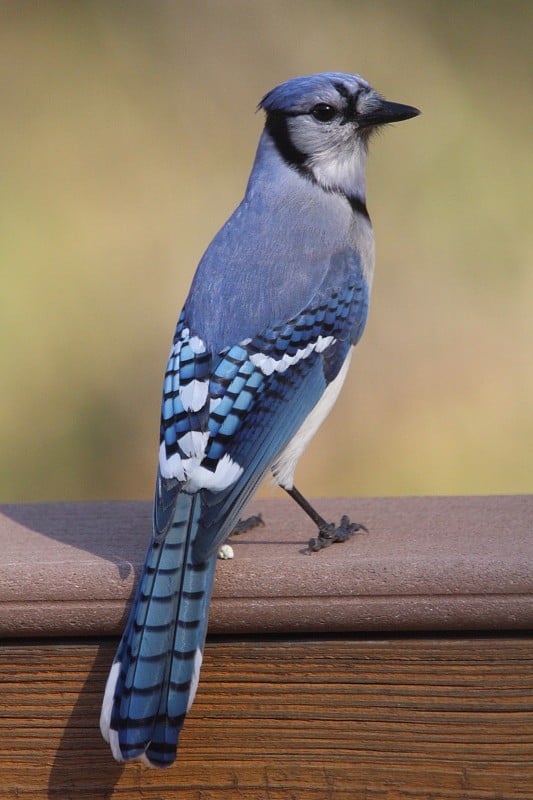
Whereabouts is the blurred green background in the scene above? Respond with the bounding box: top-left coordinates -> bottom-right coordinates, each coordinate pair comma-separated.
1,0 -> 531,503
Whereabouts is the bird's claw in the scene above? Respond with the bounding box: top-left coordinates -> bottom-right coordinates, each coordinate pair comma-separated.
308,515 -> 368,552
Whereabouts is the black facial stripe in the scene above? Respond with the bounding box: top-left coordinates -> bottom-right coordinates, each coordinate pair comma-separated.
265,109 -> 370,221
265,111 -> 310,176
333,82 -> 365,125
334,81 -> 355,104
346,195 -> 370,220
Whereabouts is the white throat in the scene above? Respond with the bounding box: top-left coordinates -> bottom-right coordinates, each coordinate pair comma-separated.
308,139 -> 368,199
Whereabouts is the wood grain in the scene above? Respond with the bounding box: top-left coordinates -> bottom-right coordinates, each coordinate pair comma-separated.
0,636 -> 531,798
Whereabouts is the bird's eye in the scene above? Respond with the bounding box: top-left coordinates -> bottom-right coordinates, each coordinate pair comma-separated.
310,103 -> 337,122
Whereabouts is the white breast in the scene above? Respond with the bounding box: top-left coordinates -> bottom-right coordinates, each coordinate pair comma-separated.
271,350 -> 352,489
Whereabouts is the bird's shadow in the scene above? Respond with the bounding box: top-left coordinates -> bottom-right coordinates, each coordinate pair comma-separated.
2,499 -> 152,577
46,640 -> 128,797
1,502 -> 145,795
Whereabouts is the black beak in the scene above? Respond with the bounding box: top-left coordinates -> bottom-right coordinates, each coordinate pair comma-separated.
359,100 -> 420,129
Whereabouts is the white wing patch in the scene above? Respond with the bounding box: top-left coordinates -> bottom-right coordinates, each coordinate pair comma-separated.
160,326 -> 337,494
186,454 -> 243,492
177,430 -> 209,459
179,379 -> 209,412
159,444 -> 187,482
188,335 -> 206,354
160,328 -> 245,492
250,335 -> 335,376
159,441 -> 242,492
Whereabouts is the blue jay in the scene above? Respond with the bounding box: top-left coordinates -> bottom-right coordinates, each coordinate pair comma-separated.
100,72 -> 419,767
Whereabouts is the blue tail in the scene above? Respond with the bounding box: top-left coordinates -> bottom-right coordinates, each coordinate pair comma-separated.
100,493 -> 217,767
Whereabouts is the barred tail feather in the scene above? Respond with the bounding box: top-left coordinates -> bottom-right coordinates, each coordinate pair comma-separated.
100,492 -> 218,767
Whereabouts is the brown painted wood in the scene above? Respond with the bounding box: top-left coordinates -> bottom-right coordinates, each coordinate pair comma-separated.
0,497 -> 531,796
0,636 -> 532,798
1,495 -> 532,637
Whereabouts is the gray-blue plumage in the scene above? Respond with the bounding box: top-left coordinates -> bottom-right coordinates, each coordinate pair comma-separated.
100,72 -> 419,768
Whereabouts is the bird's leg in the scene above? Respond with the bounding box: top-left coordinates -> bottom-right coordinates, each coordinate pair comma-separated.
284,485 -> 368,552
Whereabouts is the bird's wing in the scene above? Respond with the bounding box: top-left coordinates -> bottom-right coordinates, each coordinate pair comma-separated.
155,265 -> 369,558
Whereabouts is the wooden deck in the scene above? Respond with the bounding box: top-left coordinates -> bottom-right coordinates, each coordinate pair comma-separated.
0,496 -> 532,798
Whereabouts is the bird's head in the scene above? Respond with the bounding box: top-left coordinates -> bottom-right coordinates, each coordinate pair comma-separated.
259,72 -> 419,199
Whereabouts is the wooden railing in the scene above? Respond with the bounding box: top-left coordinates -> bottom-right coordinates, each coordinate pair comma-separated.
0,495 -> 532,798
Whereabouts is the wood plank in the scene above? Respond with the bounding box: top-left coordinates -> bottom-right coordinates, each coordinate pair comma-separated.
1,495 -> 532,637
0,636 -> 531,798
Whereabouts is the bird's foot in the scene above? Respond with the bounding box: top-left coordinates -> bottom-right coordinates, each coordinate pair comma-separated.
229,513 -> 265,536
308,515 -> 368,553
